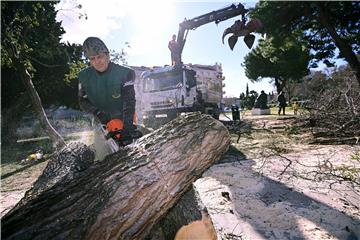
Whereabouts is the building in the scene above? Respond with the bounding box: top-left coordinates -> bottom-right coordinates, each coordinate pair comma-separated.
187,63 -> 224,103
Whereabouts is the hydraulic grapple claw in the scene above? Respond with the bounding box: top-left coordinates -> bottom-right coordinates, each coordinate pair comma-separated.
222,18 -> 263,50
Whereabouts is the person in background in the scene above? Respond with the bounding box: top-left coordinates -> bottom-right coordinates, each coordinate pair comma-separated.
254,90 -> 269,109
78,37 -> 137,159
292,100 -> 300,115
168,34 -> 181,66
277,91 -> 287,115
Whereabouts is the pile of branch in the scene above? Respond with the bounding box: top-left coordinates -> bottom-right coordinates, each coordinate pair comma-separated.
2,112 -> 230,240
308,75 -> 360,141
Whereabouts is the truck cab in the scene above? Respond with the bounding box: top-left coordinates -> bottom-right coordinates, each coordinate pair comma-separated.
140,65 -> 196,128
140,64 -> 221,128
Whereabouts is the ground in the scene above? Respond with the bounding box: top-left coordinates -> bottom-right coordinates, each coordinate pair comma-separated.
198,110 -> 360,240
1,130 -> 94,217
1,110 -> 359,239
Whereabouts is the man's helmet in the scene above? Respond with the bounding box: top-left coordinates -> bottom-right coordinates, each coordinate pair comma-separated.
83,37 -> 109,58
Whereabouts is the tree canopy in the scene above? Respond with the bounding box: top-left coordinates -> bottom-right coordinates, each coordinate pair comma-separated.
1,1 -> 84,146
244,35 -> 310,93
1,1 -> 83,110
249,1 -> 360,85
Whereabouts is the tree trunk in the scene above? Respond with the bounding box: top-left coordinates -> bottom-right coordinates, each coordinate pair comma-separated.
13,57 -> 65,149
1,112 -> 230,240
274,77 -> 285,93
316,2 -> 360,86
148,186 -> 204,240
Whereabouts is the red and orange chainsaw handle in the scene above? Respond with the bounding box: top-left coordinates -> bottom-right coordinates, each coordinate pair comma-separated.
105,116 -> 142,142
106,119 -> 124,139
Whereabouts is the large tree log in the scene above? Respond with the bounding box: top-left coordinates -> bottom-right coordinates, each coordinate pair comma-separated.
2,112 -> 230,240
148,145 -> 247,240
148,186 -> 205,240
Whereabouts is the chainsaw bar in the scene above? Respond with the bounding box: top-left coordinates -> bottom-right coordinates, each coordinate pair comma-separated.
98,124 -> 120,153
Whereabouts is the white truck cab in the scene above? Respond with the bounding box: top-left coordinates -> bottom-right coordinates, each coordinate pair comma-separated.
139,64 -> 223,128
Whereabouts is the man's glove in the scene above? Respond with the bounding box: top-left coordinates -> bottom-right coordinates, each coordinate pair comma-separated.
119,126 -> 143,146
94,110 -> 111,124
124,124 -> 137,131
123,116 -> 137,132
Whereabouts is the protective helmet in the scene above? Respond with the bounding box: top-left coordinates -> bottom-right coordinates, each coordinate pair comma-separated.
83,37 -> 109,58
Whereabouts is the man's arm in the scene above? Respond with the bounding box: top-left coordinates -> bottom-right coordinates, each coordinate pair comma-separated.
79,82 -> 110,124
121,70 -> 136,130
78,82 -> 97,114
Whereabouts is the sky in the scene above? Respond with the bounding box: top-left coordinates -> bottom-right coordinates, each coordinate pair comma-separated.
56,0 -> 276,97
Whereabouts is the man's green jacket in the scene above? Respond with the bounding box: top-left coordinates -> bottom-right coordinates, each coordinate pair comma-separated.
78,62 -> 136,128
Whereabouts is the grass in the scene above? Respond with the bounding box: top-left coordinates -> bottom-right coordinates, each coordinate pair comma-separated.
1,141 -> 51,178
1,141 -> 52,163
1,130 -> 94,177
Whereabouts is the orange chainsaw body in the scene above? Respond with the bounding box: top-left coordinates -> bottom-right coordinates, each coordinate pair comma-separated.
106,119 -> 124,140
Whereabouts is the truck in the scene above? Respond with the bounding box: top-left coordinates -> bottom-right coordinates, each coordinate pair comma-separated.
140,63 -> 224,128
137,3 -> 261,128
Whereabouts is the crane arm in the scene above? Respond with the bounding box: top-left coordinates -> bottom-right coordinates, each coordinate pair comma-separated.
176,3 -> 248,61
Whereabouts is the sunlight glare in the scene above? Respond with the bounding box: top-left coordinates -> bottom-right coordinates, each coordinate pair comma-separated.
124,0 -> 176,57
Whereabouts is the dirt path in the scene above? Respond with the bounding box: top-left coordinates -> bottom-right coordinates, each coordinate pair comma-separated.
1,161 -> 47,217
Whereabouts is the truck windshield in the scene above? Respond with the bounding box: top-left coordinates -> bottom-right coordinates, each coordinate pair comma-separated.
143,70 -> 183,92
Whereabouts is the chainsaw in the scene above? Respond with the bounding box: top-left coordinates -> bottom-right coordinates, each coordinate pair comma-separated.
98,119 -> 143,153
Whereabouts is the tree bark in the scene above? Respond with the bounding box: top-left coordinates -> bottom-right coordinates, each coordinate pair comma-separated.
274,77 -> 285,93
147,186 -> 204,240
1,112 -> 230,240
12,56 -> 65,150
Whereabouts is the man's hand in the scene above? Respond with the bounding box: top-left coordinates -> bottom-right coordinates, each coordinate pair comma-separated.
95,110 -> 111,124
106,126 -> 143,146
120,128 -> 143,146
124,124 -> 137,131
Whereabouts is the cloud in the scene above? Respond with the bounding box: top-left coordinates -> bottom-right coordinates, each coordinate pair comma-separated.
56,0 -> 127,44
56,0 -> 175,59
